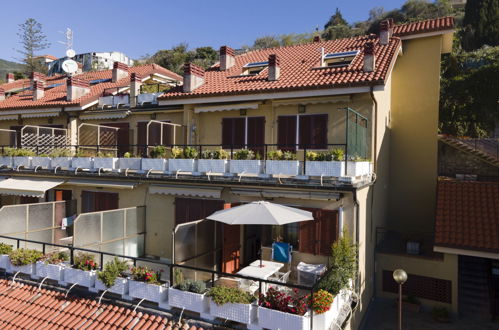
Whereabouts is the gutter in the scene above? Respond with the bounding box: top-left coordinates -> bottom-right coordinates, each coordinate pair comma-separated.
369,86 -> 378,173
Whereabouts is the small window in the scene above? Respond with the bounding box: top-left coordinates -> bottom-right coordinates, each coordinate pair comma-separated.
323,50 -> 359,67
242,61 -> 268,75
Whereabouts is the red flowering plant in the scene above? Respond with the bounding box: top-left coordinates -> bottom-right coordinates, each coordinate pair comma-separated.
130,266 -> 162,285
259,287 -> 310,316
73,252 -> 98,271
311,289 -> 335,314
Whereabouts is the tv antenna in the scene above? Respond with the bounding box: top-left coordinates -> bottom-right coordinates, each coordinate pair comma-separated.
58,28 -> 75,58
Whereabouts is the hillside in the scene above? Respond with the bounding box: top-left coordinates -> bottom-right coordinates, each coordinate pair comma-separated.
0,59 -> 24,82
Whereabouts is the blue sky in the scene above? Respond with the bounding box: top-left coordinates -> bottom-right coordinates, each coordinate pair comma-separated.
0,0 -> 405,62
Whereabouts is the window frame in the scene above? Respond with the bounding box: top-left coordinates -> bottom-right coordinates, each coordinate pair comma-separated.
277,113 -> 329,150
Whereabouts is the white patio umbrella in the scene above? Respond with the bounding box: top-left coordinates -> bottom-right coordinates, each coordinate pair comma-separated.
206,201 -> 314,267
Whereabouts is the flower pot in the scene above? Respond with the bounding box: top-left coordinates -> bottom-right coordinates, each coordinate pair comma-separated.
13,156 -> 31,169
93,157 -> 118,170
51,157 -> 72,170
169,288 -> 208,313
265,160 -> 300,176
30,156 -> 51,169
197,159 -> 227,174
0,254 -> 10,270
95,277 -> 129,295
0,156 -> 13,168
346,161 -> 371,177
229,160 -> 262,175
128,280 -> 168,303
305,161 -> 344,177
64,268 -> 96,288
209,300 -> 256,325
168,159 -> 196,173
10,263 -> 35,275
71,157 -> 93,170
36,261 -> 66,281
118,158 -> 142,171
141,158 -> 166,172
258,306 -> 310,330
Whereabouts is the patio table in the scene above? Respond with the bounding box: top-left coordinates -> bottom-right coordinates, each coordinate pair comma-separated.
237,260 -> 284,293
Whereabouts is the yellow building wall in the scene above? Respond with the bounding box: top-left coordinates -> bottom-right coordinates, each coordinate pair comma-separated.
389,36 -> 443,232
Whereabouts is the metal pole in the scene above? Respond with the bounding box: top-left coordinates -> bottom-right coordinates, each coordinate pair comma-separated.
399,283 -> 402,330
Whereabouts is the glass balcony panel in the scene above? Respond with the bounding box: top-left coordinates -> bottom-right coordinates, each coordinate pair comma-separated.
0,205 -> 27,234
28,203 -> 54,230
102,210 -> 125,241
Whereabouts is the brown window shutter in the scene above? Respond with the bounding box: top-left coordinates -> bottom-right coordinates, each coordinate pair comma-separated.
318,210 -> 339,256
299,115 -> 311,149
137,122 -> 147,156
299,220 -> 316,254
278,116 -> 297,151
175,197 -> 191,225
222,118 -> 246,148
312,114 -> 328,149
247,117 -> 265,155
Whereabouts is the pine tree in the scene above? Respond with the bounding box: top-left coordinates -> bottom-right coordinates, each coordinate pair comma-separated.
16,18 -> 50,74
462,0 -> 499,50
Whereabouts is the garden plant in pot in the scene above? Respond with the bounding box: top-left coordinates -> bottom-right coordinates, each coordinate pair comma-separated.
96,257 -> 129,295
128,265 -> 167,303
8,248 -> 43,275
168,146 -> 198,172
207,286 -> 257,324
49,148 -> 73,170
198,149 -> 229,174
142,146 -> 167,172
169,278 -> 208,313
64,252 -> 98,288
0,243 -> 13,270
266,149 -> 299,176
36,251 -> 69,281
119,152 -> 142,171
229,148 -> 262,175
305,149 -> 345,177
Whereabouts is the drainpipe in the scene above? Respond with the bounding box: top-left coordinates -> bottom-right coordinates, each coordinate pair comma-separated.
369,86 -> 378,173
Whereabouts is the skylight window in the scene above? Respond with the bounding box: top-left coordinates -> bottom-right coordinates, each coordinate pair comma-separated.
242,61 -> 268,75
323,50 -> 359,67
45,83 -> 64,89
90,78 -> 112,85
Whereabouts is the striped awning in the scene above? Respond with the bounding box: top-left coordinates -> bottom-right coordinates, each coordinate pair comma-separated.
193,102 -> 259,113
0,177 -> 65,197
80,110 -> 130,120
149,184 -> 222,198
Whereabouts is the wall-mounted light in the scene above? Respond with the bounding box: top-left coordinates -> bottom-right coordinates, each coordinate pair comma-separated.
240,109 -> 247,116
298,104 -> 306,113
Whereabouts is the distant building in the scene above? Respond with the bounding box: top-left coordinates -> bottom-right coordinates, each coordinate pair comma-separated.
47,51 -> 133,76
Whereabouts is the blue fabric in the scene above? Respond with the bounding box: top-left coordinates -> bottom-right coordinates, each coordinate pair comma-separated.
272,242 -> 292,263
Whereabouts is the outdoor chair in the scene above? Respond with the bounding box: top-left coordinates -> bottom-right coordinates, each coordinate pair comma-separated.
239,279 -> 259,295
271,241 -> 292,263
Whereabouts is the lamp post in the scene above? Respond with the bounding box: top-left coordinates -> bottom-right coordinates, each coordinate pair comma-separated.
393,269 -> 408,330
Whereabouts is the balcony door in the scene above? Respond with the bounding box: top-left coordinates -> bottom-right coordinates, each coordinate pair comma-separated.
81,191 -> 119,213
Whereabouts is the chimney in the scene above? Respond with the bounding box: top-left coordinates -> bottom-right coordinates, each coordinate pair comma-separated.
363,42 -> 376,72
220,46 -> 235,71
130,73 -> 142,107
5,73 -> 14,83
268,54 -> 280,81
0,88 -> 5,101
112,62 -> 129,83
183,63 -> 205,93
379,19 -> 394,45
67,77 -> 90,101
30,72 -> 46,83
33,80 -> 45,100
313,35 -> 322,43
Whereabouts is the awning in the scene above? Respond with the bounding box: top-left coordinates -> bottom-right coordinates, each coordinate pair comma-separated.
64,179 -> 138,190
80,110 -> 130,120
194,102 -> 259,113
273,96 -> 350,107
21,112 -> 60,119
0,177 -> 64,197
0,115 -> 18,121
231,188 -> 341,201
149,184 -> 222,198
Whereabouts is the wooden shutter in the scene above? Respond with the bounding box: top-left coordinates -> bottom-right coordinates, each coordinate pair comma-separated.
247,117 -> 265,155
175,197 -> 225,226
222,118 -> 245,148
278,116 -> 297,151
137,122 -> 147,156
318,210 -> 339,256
299,114 -> 328,149
299,220 -> 317,254
299,115 -> 312,149
95,192 -> 119,212
174,197 -> 191,225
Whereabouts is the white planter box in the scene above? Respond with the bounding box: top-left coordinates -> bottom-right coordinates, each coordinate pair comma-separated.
128,280 -> 168,303
0,255 -> 10,270
13,156 -> 31,169
118,158 -> 142,171
305,161 -> 344,177
197,159 -> 227,174
258,302 -> 338,330
265,160 -> 300,176
95,277 -> 129,295
141,158 -> 166,172
64,268 -> 96,288
36,261 -> 66,281
93,157 -> 118,170
71,157 -> 93,170
10,263 -> 35,275
51,157 -> 72,170
169,288 -> 208,313
209,300 -> 256,324
30,156 -> 51,169
229,160 -> 262,175
0,156 -> 12,168
168,159 -> 196,172
346,161 -> 371,177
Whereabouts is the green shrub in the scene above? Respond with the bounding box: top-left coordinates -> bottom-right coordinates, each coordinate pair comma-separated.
305,149 -> 344,161
73,252 -> 98,271
130,265 -> 162,285
173,268 -> 184,286
123,152 -> 131,158
183,146 -> 199,159
75,149 -> 96,157
201,149 -> 229,160
267,150 -> 297,160
9,248 -> 43,266
234,148 -> 255,160
150,146 -> 167,159
175,279 -> 207,294
331,149 -> 344,161
96,151 -> 116,157
41,251 -> 69,264
0,243 -> 13,255
48,148 -> 72,157
207,286 -> 255,305
3,148 -> 36,157
97,257 -> 129,288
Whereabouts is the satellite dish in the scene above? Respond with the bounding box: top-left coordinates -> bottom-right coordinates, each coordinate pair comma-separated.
62,59 -> 78,74
66,49 -> 76,58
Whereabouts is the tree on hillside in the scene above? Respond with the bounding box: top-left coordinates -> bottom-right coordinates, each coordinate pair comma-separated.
16,18 -> 50,74
461,0 -> 499,51
252,36 -> 281,50
324,8 -> 348,29
322,8 -> 354,40
145,44 -> 218,74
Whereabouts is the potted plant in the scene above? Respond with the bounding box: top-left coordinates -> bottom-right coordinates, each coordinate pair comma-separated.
169,279 -> 209,313
95,257 -> 129,295
93,151 -> 118,170
197,149 -> 229,174
305,149 -> 345,177
0,148 -> 14,168
36,251 -> 69,281
229,149 -> 262,175
71,149 -> 94,170
168,147 -> 198,173
142,146 -> 167,172
0,243 -> 13,270
128,266 -> 167,303
50,148 -> 73,170
207,286 -> 257,325
345,155 -> 372,177
265,150 -> 299,176
64,252 -> 98,288
118,152 -> 142,172
8,248 -> 43,275
7,148 -> 35,169
30,153 -> 52,169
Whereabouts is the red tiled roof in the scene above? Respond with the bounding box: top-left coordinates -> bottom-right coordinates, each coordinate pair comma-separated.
393,16 -> 455,37
0,64 -> 182,111
0,280 -> 206,329
435,179 -> 499,253
160,35 -> 401,100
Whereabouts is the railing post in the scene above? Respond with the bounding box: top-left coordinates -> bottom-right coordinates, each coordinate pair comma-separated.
303,146 -> 307,176
100,253 -> 104,270
170,265 -> 174,287
42,243 -> 46,255
70,246 -> 74,265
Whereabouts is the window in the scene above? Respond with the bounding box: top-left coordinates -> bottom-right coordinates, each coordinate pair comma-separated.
222,117 -> 265,152
81,191 -> 119,213
242,61 -> 268,75
323,50 -> 359,67
175,197 -> 225,226
277,114 -> 328,150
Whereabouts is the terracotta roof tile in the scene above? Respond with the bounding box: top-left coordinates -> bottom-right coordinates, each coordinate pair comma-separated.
392,16 -> 455,37
435,179 -> 499,252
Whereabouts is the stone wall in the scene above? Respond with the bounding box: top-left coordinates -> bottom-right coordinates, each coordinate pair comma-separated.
438,141 -> 499,178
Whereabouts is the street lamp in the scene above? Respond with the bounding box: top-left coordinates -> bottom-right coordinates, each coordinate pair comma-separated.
393,269 -> 408,330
